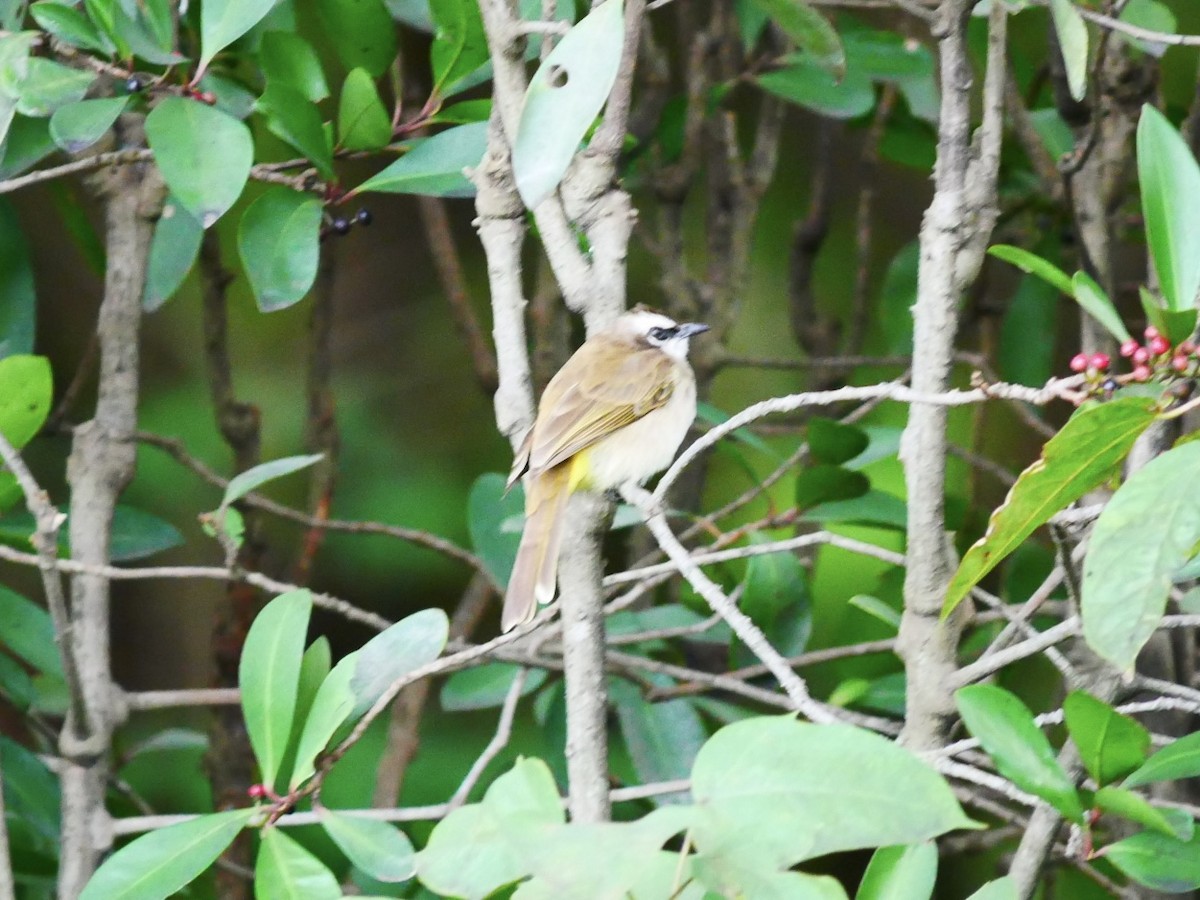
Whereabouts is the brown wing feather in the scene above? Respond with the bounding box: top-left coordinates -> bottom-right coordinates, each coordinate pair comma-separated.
528,336 -> 676,474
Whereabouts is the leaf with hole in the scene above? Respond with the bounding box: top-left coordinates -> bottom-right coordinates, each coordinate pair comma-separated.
944,398 -> 1159,618
355,121 -> 486,197
512,0 -> 625,208
237,187 -> 324,312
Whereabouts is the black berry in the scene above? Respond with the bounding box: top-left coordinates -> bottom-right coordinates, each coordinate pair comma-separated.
354,208 -> 372,226
126,76 -> 143,93
331,216 -> 351,235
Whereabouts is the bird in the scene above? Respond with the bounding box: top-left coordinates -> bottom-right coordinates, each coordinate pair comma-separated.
501,306 -> 708,632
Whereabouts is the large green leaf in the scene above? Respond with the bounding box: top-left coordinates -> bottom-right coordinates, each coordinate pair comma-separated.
30,2 -> 113,54
236,187 -> 324,312
1138,105 -> 1200,313
988,245 -> 1073,295
512,0 -> 625,207
429,0 -> 488,96
743,0 -> 842,73
256,84 -> 334,179
261,31 -> 329,102
690,717 -> 974,866
15,58 -> 94,117
0,203 -> 35,359
1094,786 -> 1192,840
1082,440 -> 1200,670
0,586 -> 62,677
79,808 -> 257,900
315,0 -> 397,77
354,121 -> 486,197
337,68 -> 391,152
239,590 -> 313,789
956,685 -> 1084,822
440,661 -> 546,711
145,98 -> 253,228
255,827 -> 341,900
348,607 -> 449,716
318,808 -> 415,883
944,398 -> 1159,617
1049,0 -> 1087,101
855,843 -> 936,900
757,56 -> 875,120
48,96 -> 128,153
611,678 -> 707,799
198,0 -> 277,77
288,650 -> 358,789
1071,271 -> 1132,344
808,418 -> 869,465
1103,830 -> 1200,893
1062,691 -> 1149,787
1124,731 -> 1200,788
143,196 -> 203,312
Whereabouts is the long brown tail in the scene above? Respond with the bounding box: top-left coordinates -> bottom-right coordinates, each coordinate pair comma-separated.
502,465 -> 570,632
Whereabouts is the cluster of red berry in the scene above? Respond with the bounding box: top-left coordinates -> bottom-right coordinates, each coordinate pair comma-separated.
1070,326 -> 1197,383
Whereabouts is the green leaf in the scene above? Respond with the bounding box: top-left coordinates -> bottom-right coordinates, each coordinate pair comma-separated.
1000,272 -> 1058,387
236,187 -> 324,312
808,418 -> 869,465
289,650 -> 358,789
743,0 -> 842,73
143,196 -> 203,312
512,0 -> 625,207
222,453 -> 324,506
757,57 -> 875,120
1103,830 -> 1200,893
0,200 -> 35,359
199,72 -> 258,120
354,121 -> 486,197
30,2 -> 113,54
315,0 -> 397,77
318,808 -> 415,883
48,97 -> 129,153
337,68 -> 392,152
349,607 -> 449,716
198,0 -> 277,77
0,32 -> 36,147
855,843 -> 936,900
955,685 -> 1084,822
79,808 -> 257,900
611,678 -> 707,797
965,878 -> 1017,900
0,113 -> 56,179
803,490 -> 907,530
261,31 -> 329,102
1138,287 -> 1197,348
107,505 -> 184,561
1124,731 -> 1200,788
690,717 -> 974,867
847,594 -> 901,630
741,535 -> 812,642
0,586 -> 62,676
1049,0 -> 1088,101
795,464 -> 869,510
254,827 -> 341,900
429,0 -> 488,95
1094,786 -> 1191,840
0,354 -> 52,447
1063,691 -> 1149,786
1071,271 -> 1132,343
256,84 -> 334,179
145,98 -> 253,228
988,245 -> 1074,295
1083,440 -> 1200,670
239,590 -> 313,789
111,2 -> 185,65
440,662 -> 546,711
1138,104 -> 1200,313
944,398 -> 1159,617
275,636 -> 331,792
466,471 -> 522,587
16,58 -> 95,117
1,735 -> 59,847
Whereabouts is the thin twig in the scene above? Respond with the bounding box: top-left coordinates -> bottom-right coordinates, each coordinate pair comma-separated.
448,668 -> 527,808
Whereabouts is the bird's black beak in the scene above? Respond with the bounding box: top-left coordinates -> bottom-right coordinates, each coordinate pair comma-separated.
677,323 -> 710,339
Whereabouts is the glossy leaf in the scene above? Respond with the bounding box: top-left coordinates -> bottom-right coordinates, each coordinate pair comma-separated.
145,98 -> 253,228
237,187 -> 324,312
429,0 -> 488,95
1094,786 -> 1191,840
0,586 -> 62,676
289,650 -> 358,789
855,843 -> 936,900
16,59 -> 94,117
355,121 -> 486,197
49,96 -> 129,153
1103,830 -> 1200,893
1138,104 -> 1200,313
1063,691 -> 1149,786
808,417 -> 869,465
944,398 -> 1158,617
758,57 -> 875,120
256,85 -> 334,179
440,661 -> 546,711
1124,731 -> 1200,788
349,607 -> 449,716
988,244 -> 1073,295
143,196 -> 203,312
223,453 -> 323,506
1049,0 -> 1087,101
466,471 -> 522,587
956,685 -> 1084,822
512,0 -> 625,207
1083,440 -> 1200,670
0,200 -> 35,358
319,808 -> 416,883
239,590 -> 313,789
690,717 -> 974,866
1071,271 -> 1131,343
0,354 -> 52,447
198,0 -> 277,77
79,808 -> 257,900
30,2 -> 113,54
803,490 -> 907,530
261,31 -> 329,102
795,464 -> 869,510
255,827 -> 341,900
315,0 -> 397,77
337,68 -> 392,152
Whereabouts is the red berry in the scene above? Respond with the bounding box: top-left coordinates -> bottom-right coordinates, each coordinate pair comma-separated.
247,784 -> 266,798
1069,353 -> 1089,372
1173,354 -> 1190,373
1133,364 -> 1152,382
1089,352 -> 1110,371
1149,335 -> 1171,356
1120,339 -> 1140,358
1180,341 -> 1196,356
1145,325 -> 1160,341
1133,347 -> 1151,365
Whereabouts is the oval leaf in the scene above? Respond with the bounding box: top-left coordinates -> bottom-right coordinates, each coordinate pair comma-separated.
1103,830 -> 1200,893
288,650 -> 358,790
349,607 -> 449,716
255,827 -> 341,900
512,0 -> 625,208
315,0 -> 397,77
1124,731 -> 1200,788
944,398 -> 1159,617
16,58 -> 95,117
199,0 -> 277,77
1138,104 -> 1200,313
145,98 -> 253,228
143,197 -> 203,312
236,187 -> 324,312
430,0 -> 488,95
256,85 -> 334,179
808,417 -> 869,465
1082,440 -> 1200,670
239,590 -> 313,789
1071,271 -> 1131,344
988,244 -> 1073,295
338,68 -> 392,152
355,121 -> 486,197
318,808 -> 415,883
757,58 -> 876,120
856,843 -> 937,900
79,809 -> 256,900
223,453 -> 324,507
441,661 -> 546,711
261,31 -> 329,102
0,353 -> 51,447
49,96 -> 128,153
1062,691 -> 1149,787
1049,0 -> 1088,101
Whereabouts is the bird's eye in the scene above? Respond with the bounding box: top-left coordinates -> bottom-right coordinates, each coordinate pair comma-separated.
649,326 -> 677,342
